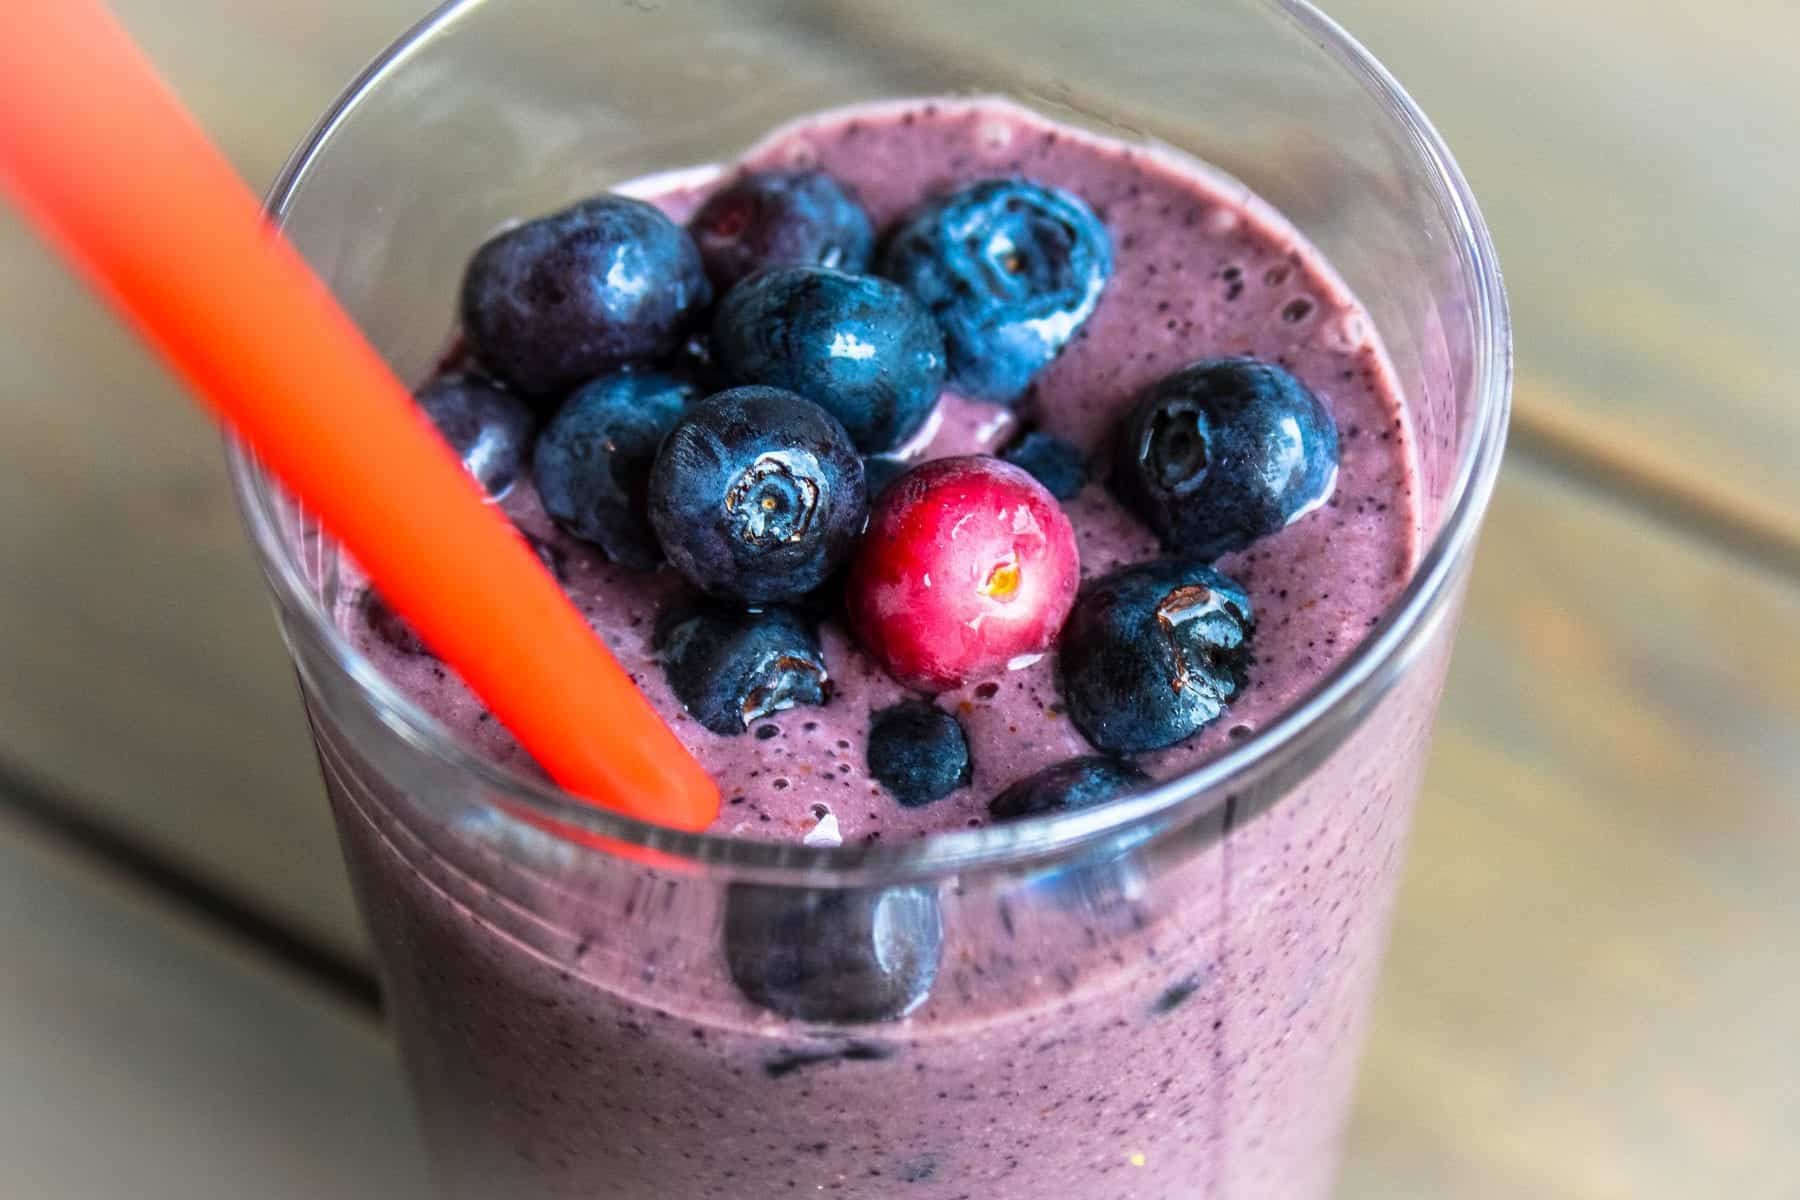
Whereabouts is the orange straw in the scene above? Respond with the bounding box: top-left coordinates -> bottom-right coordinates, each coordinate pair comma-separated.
0,0 -> 719,832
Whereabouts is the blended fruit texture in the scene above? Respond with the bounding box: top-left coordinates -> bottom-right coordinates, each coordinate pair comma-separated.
343,99 -> 1417,844
322,98 -> 1441,1199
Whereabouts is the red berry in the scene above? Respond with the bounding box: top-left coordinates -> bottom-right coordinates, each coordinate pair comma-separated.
847,456 -> 1079,691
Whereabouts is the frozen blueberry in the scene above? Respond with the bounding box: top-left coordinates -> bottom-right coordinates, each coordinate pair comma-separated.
724,883 -> 942,1023
533,371 -> 698,570
713,267 -> 946,453
861,455 -> 910,499
1038,847 -> 1152,923
689,169 -> 875,290
1110,357 -> 1338,559
990,757 -> 1155,924
988,756 -> 1149,820
1059,559 -> 1254,754
999,430 -> 1087,500
459,195 -> 711,396
668,330 -> 729,393
866,701 -> 972,807
648,386 -> 867,603
656,602 -> 829,736
763,1042 -> 895,1079
413,373 -> 536,497
879,178 -> 1110,402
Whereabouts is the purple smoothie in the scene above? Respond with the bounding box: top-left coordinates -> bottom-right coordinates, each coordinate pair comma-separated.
344,98 -> 1417,845
322,98 -> 1440,1198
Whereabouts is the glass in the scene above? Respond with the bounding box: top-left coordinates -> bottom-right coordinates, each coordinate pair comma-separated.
229,1 -> 1510,1196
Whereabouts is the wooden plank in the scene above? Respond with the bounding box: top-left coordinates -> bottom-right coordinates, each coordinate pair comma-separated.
8,460 -> 1790,1200
0,0 -> 432,964
1342,456 -> 1800,1197
1325,0 -> 1800,553
0,801 -> 430,1199
0,2 -> 1794,1194
4,0 -> 1795,967
0,228 -> 367,961
800,0 -> 1800,545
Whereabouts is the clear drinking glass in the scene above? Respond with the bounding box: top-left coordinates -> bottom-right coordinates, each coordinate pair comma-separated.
229,2 -> 1509,1196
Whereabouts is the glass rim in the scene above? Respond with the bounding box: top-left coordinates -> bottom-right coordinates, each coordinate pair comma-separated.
227,0 -> 1512,883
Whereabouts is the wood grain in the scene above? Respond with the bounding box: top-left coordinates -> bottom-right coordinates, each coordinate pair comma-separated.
0,0 -> 424,965
1326,0 -> 1800,555
0,801 -> 430,1199
0,2 -> 1794,1196
3,0 -> 1794,957
7,455 -> 1791,1200
809,0 -> 1800,545
1344,457 -> 1800,1197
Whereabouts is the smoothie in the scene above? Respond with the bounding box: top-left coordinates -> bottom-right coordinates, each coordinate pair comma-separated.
320,98 -> 1436,1198
346,99 -> 1416,843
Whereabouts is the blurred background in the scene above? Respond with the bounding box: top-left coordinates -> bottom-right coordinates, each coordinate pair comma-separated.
1,1 -> 1795,1197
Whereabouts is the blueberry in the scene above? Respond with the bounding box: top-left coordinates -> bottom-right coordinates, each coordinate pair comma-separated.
668,330 -> 729,393
1152,972 -> 1209,1016
993,759 -> 1144,921
764,1042 -> 895,1079
413,373 -> 536,497
648,386 -> 867,603
713,267 -> 946,453
999,430 -> 1087,500
460,195 -> 711,396
689,170 -> 875,290
533,371 -> 698,570
866,701 -> 972,807
861,455 -> 910,499
880,178 -> 1110,402
656,601 -> 830,736
1058,559 -> 1254,754
988,756 -> 1149,820
1110,357 -> 1339,559
1037,847 -> 1152,922
724,883 -> 942,1023
990,758 -> 1154,925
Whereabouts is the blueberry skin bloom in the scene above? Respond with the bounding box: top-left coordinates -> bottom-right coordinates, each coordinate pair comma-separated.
413,373 -> 536,498
459,195 -> 711,396
861,454 -> 910,500
648,386 -> 867,604
1059,559 -> 1255,755
713,266 -> 946,454
988,756 -> 1150,821
866,701 -> 972,808
879,178 -> 1111,403
989,756 -> 1154,922
724,883 -> 943,1023
1111,357 -> 1339,560
688,169 -> 875,290
656,602 -> 829,736
532,371 -> 698,570
1000,430 -> 1088,501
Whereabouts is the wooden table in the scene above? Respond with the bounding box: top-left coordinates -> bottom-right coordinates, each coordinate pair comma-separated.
2,2 -> 1795,1195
